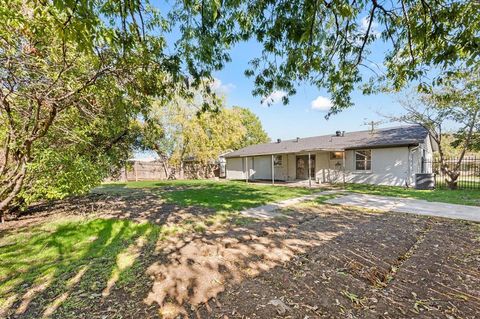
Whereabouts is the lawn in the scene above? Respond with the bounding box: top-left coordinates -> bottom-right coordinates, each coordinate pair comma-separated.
341,183 -> 480,206
1,180 -> 479,318
95,179 -> 317,211
0,217 -> 161,317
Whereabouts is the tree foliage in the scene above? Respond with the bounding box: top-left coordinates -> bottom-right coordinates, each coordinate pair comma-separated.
232,106 -> 270,149
174,0 -> 480,113
395,70 -> 480,189
0,0 -> 202,220
141,87 -> 269,178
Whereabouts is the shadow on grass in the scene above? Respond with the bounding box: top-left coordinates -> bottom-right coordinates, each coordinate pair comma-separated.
1,199 -> 479,319
0,199 -> 358,318
95,180 -> 316,212
155,181 -> 315,212
0,218 -> 161,318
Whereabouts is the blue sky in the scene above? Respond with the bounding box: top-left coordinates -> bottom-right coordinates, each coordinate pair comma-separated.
135,5 -> 455,161
136,36 -> 404,161
210,38 -> 403,141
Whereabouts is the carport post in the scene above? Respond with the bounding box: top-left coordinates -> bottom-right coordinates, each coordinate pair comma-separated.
245,157 -> 249,183
271,155 -> 275,185
308,152 -> 312,188
134,161 -> 138,182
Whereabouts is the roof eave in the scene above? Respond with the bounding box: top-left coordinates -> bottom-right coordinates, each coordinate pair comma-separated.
344,142 -> 420,150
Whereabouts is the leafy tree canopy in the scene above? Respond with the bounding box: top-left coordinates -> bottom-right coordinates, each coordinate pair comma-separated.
232,106 -> 270,149
141,84 -> 269,178
0,0 -> 213,218
173,0 -> 480,113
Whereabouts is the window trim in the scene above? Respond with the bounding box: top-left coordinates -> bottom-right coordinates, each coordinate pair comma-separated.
354,149 -> 372,172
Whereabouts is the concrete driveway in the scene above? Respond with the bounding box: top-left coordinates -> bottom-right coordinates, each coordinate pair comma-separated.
326,193 -> 480,222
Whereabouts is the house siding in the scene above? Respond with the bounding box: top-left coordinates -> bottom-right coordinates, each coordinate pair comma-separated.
252,156 -> 271,180
226,157 -> 245,180
287,154 -> 296,180
342,147 -> 411,186
226,144 -> 432,187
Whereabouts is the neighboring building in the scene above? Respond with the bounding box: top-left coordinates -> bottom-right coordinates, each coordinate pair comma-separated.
224,125 -> 437,187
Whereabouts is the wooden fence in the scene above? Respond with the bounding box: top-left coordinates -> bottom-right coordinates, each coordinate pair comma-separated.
114,160 -> 221,181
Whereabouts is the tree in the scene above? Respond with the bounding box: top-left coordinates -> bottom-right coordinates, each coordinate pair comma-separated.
0,1 -> 210,222
142,87 -> 269,178
174,0 -> 480,113
439,134 -> 480,158
395,71 -> 480,189
233,106 -> 270,148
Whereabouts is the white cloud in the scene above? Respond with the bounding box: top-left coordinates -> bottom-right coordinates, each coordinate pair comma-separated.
310,96 -> 333,112
261,90 -> 287,106
210,78 -> 235,95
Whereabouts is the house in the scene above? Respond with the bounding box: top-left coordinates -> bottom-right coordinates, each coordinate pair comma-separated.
224,125 -> 437,187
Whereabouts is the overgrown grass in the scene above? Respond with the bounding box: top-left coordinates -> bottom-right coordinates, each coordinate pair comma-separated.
96,180 -> 317,211
342,183 -> 480,206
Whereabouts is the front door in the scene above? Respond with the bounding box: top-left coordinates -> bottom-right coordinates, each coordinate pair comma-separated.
296,155 -> 315,180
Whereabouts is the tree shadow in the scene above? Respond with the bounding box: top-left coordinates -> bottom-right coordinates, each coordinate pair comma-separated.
0,217 -> 160,318
2,187 -> 477,318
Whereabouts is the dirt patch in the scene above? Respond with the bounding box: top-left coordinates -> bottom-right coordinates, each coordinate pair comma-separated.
0,191 -> 215,234
196,209 -> 479,319
1,197 -> 479,319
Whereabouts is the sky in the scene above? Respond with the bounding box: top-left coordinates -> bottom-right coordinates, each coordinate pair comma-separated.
136,36 -> 403,161
210,39 -> 401,142
134,6 -> 455,161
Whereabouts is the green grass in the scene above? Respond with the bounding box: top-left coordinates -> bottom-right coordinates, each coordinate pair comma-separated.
95,180 -> 317,211
0,217 -> 163,315
342,183 -> 480,206
0,213 -> 237,317
2,179 -> 303,316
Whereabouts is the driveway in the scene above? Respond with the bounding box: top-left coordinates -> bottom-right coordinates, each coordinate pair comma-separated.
326,193 -> 480,222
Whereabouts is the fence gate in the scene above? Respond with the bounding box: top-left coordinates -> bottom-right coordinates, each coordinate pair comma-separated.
422,157 -> 480,190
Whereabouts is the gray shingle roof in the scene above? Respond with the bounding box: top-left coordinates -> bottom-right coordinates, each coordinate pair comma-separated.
225,125 -> 429,158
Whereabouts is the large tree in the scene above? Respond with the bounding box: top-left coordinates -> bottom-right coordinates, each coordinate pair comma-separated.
0,1 -> 210,221
142,88 -> 269,178
174,0 -> 480,113
232,106 -> 270,149
395,70 -> 480,189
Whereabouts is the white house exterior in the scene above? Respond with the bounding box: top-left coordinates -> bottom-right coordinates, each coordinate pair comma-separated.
225,125 -> 437,187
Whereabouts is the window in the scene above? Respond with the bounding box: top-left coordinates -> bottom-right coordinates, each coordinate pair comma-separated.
274,155 -> 283,167
355,150 -> 372,171
330,151 -> 344,160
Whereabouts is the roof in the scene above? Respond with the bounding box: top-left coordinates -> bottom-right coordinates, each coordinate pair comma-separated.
224,125 -> 429,158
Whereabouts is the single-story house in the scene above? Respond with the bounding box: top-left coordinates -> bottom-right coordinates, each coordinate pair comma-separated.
224,125 -> 437,187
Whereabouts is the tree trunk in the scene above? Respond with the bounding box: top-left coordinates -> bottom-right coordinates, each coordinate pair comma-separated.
161,160 -> 170,179
0,162 -> 27,223
445,171 -> 460,190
